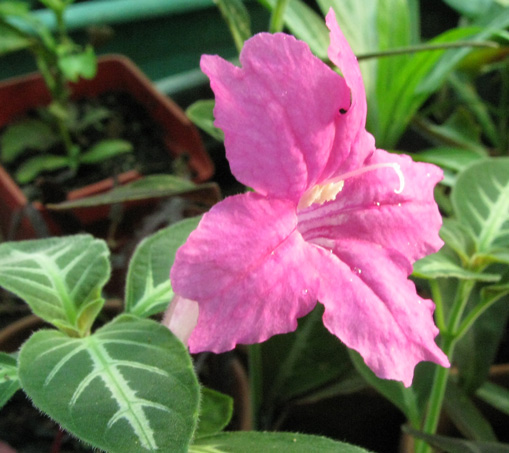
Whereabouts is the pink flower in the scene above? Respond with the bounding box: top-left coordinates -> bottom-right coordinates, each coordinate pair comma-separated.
169,9 -> 449,386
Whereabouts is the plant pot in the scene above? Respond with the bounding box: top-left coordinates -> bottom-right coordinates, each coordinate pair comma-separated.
0,55 -> 214,241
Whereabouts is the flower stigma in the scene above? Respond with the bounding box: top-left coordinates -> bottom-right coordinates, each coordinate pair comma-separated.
298,162 -> 405,210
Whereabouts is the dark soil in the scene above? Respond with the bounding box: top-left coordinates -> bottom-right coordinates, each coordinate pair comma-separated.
3,91 -> 179,204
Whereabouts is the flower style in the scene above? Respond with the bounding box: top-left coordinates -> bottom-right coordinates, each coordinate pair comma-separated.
168,9 -> 450,386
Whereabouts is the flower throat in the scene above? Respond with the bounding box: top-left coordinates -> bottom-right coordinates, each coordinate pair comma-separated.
298,162 -> 405,210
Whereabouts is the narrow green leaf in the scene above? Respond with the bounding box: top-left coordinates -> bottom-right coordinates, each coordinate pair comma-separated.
476,381 -> 509,416
412,248 -> 501,281
449,73 -> 500,149
268,0 -> 291,33
80,139 -> 133,164
15,154 -> 70,184
348,349 -> 420,426
46,175 -> 218,210
1,118 -> 59,163
444,381 -> 497,441
379,26 -> 483,147
317,0 -> 378,100
214,0 -> 251,53
18,315 -> 200,453
0,353 -> 20,409
442,0 -> 492,18
195,387 -> 233,438
192,431 -> 373,452
260,0 -> 329,59
0,235 -> 110,336
0,22 -> 33,55
454,281 -> 509,392
412,147 -> 486,173
403,425 -> 509,453
0,1 -> 31,16
452,158 -> 509,253
125,217 -> 201,317
263,305 -> 354,404
186,100 -> 224,142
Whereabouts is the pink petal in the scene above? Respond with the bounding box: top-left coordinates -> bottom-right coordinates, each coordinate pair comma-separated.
298,150 -> 444,262
320,9 -> 371,180
326,9 -> 366,130
170,193 -> 321,353
162,295 -> 199,346
315,241 -> 450,387
201,33 -> 350,202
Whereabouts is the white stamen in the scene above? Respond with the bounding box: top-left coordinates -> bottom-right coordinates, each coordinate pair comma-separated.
333,162 -> 405,194
298,162 -> 405,210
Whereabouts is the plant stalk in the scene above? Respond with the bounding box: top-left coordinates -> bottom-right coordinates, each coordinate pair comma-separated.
415,279 -> 475,453
248,343 -> 263,430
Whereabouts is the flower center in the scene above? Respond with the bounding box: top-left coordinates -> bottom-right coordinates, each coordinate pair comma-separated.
297,162 -> 405,210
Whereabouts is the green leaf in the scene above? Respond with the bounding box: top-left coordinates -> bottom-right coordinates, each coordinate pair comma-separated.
18,315 -> 200,453
0,235 -> 110,336
452,158 -> 509,254
347,349 -> 420,426
1,118 -> 59,163
476,381 -> 509,417
448,73 -> 500,149
214,0 -> 251,53
403,425 -> 509,453
195,387 -> 233,438
442,0 -> 492,18
46,175 -> 219,210
444,381 -> 497,441
412,147 -> 486,173
262,305 -> 355,405
259,0 -> 329,59
0,22 -> 33,55
379,26 -> 484,148
439,219 -> 477,265
192,431 -> 373,452
80,139 -> 133,164
454,281 -> 509,392
0,353 -> 20,409
317,0 -> 378,100
125,217 -> 201,317
412,248 -> 501,281
57,45 -> 97,82
186,100 -> 224,142
0,1 -> 31,16
15,154 -> 70,184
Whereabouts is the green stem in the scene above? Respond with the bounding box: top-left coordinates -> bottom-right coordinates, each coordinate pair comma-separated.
357,40 -> 498,61
429,279 -> 446,332
54,109 -> 77,165
268,0 -> 290,33
415,279 -> 475,453
498,64 -> 509,155
248,343 -> 263,430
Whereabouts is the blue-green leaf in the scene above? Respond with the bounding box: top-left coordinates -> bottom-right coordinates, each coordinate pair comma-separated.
125,217 -> 201,318
18,315 -> 200,453
0,235 -> 109,336
0,353 -> 20,409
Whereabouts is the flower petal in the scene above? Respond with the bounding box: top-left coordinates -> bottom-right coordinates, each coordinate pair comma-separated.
320,9 -> 372,180
170,193 -> 321,353
162,295 -> 199,346
326,9 -> 366,130
315,241 -> 450,387
298,151 -> 443,263
201,33 -> 350,201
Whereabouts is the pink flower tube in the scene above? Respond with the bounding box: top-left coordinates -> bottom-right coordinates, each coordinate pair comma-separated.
168,9 -> 449,387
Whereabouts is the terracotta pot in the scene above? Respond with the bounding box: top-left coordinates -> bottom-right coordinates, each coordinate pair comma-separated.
0,55 -> 214,240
